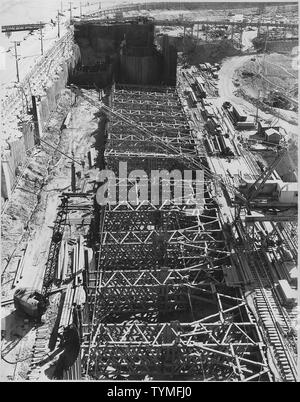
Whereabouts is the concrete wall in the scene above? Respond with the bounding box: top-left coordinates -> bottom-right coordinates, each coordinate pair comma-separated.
74,22 -> 154,65
37,55 -> 78,125
1,47 -> 80,203
162,35 -> 177,86
119,54 -> 162,85
72,21 -> 167,87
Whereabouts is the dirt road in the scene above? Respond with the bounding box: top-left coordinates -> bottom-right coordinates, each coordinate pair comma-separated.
218,55 -> 298,140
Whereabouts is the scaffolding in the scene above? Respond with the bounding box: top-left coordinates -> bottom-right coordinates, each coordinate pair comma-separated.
81,85 -> 273,381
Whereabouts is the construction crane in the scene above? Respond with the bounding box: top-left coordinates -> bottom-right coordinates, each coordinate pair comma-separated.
244,147 -> 286,201
235,147 -> 288,220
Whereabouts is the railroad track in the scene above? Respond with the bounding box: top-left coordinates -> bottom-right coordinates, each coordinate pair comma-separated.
274,223 -> 298,261
254,286 -> 297,382
243,151 -> 260,178
246,249 -> 298,382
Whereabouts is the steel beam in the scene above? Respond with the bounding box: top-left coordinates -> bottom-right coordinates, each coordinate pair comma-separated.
84,85 -> 272,382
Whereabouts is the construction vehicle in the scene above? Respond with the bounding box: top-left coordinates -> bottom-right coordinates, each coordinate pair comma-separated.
14,288 -> 48,319
13,285 -> 69,319
239,148 -> 286,200
234,147 -> 297,221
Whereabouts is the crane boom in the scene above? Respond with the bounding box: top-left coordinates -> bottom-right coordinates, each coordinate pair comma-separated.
247,149 -> 286,202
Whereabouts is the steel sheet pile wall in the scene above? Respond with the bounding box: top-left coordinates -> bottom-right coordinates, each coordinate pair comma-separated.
81,84 -> 272,381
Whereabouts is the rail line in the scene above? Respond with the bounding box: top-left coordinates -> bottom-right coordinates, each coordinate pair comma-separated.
238,221 -> 298,382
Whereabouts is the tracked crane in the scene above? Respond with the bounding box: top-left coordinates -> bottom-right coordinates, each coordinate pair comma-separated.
242,147 -> 286,202
235,147 -> 289,220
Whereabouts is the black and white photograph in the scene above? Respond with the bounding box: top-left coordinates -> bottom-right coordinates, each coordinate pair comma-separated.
0,0 -> 298,384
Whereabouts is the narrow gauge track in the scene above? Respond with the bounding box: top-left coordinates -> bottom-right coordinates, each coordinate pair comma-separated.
237,221 -> 297,382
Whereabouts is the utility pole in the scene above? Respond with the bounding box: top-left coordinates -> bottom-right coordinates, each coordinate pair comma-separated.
69,2 -> 72,20
80,2 -> 82,16
71,150 -> 76,192
57,10 -> 60,38
256,90 -> 261,125
40,22 -> 44,55
13,41 -> 20,82
71,161 -> 76,191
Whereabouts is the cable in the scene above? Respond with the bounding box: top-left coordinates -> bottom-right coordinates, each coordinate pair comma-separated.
1,353 -> 34,365
73,86 -> 249,205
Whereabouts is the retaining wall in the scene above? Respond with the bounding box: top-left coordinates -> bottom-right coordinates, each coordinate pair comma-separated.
37,54 -> 79,126
1,36 -> 80,203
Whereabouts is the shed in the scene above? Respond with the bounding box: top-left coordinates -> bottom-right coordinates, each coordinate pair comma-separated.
265,128 -> 281,144
258,121 -> 280,135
